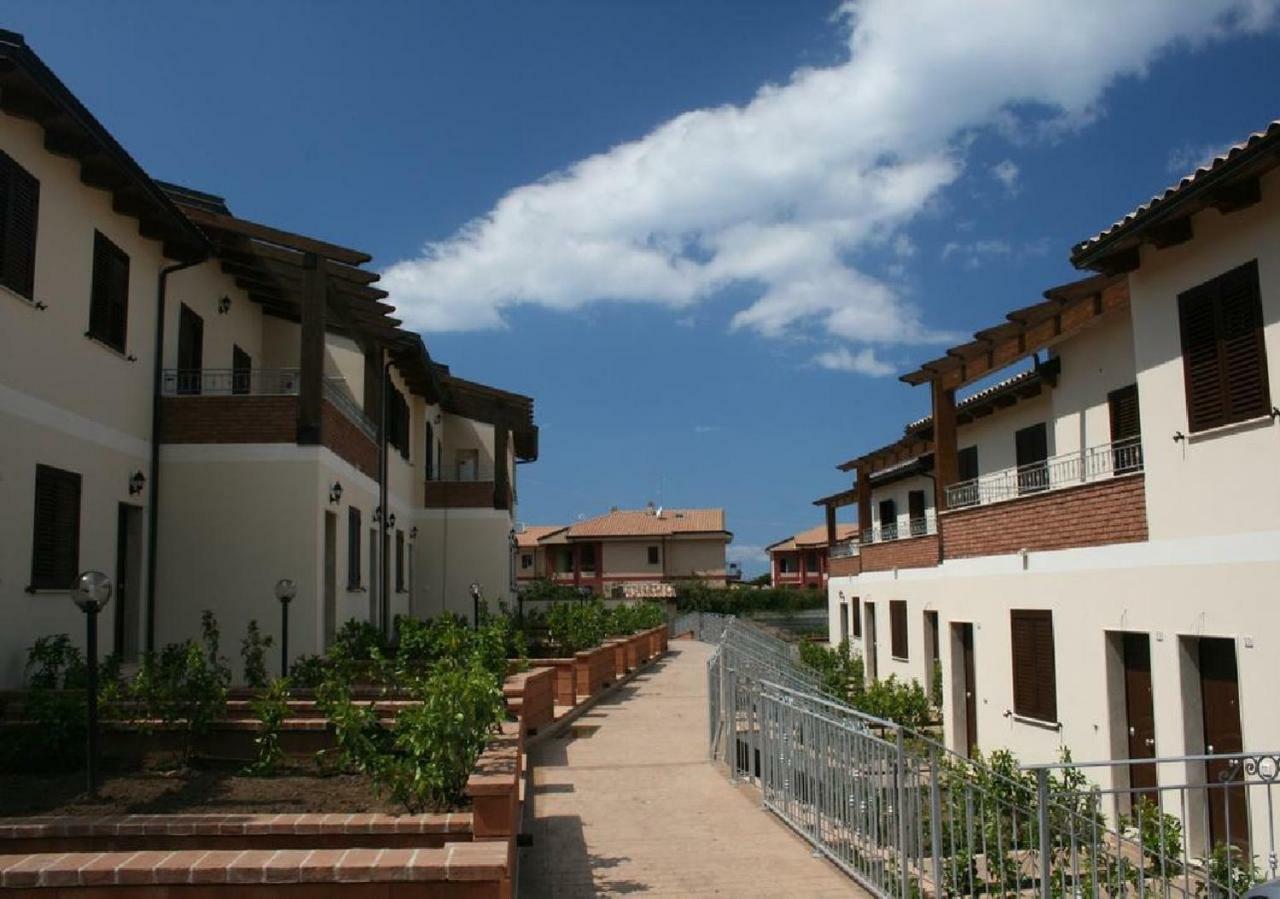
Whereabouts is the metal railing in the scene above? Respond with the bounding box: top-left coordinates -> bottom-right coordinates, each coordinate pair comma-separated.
830,539 -> 860,559
945,435 -> 1144,510
861,513 -> 936,546
161,368 -> 377,440
697,617 -> 1277,899
426,461 -> 497,483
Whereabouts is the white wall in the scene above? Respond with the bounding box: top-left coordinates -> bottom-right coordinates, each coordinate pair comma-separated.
164,262 -> 260,370
414,508 -> 515,616
1129,168 -> 1280,540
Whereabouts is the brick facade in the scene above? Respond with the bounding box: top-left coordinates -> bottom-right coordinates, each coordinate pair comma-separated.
828,554 -> 861,577
860,534 -> 940,572
160,396 -> 296,444
940,473 -> 1148,559
319,401 -> 378,479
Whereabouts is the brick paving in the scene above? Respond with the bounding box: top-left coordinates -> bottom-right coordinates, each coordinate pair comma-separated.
519,640 -> 865,897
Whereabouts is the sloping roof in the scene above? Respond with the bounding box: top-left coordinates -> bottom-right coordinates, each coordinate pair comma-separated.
767,523 -> 858,553
561,508 -> 729,539
0,30 -> 208,262
1072,119 -> 1280,272
515,525 -> 565,548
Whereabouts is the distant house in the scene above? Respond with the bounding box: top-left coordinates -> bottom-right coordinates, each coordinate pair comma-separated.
766,523 -> 859,590
516,505 -> 732,593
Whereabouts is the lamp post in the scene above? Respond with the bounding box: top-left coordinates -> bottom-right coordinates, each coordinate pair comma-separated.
470,582 -> 481,629
275,579 -> 296,677
72,571 -> 112,798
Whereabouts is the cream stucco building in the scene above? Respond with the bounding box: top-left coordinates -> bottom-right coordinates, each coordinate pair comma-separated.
821,119 -> 1280,853
0,30 -> 537,686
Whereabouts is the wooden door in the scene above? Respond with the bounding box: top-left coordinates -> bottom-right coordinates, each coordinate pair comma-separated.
323,512 -> 337,647
1121,632 -> 1157,797
113,504 -> 142,660
1199,638 -> 1248,851
177,304 -> 203,394
877,499 -> 897,540
1015,422 -> 1048,494
864,602 -> 878,680
960,623 -> 977,757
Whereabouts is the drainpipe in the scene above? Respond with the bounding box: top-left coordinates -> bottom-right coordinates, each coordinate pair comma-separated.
145,256 -> 206,654
380,359 -> 392,638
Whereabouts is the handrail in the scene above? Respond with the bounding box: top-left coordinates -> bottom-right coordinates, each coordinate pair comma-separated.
860,512 -> 936,545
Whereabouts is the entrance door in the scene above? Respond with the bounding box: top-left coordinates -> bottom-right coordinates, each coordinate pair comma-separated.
177,304 -> 204,395
1122,632 -> 1158,797
1015,422 -> 1049,494
456,449 -> 479,482
955,622 -> 978,757
864,602 -> 878,680
369,527 -> 380,626
1200,638 -> 1247,850
924,611 -> 940,701
113,504 -> 143,660
323,512 -> 337,648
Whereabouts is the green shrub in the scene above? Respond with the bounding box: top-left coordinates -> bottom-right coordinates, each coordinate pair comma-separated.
331,618 -> 389,662
675,582 -> 825,614
798,640 -> 865,704
24,634 -> 86,690
1200,843 -> 1261,899
633,602 -> 666,629
244,677 -> 290,775
546,600 -> 606,654
605,604 -> 640,636
240,619 -> 274,689
0,635 -> 90,772
288,654 -> 327,688
860,675 -> 932,730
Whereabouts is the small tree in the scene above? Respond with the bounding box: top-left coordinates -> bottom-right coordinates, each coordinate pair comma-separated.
240,619 -> 274,689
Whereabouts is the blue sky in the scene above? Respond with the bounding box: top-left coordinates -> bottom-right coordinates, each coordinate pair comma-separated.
8,2 -> 1280,574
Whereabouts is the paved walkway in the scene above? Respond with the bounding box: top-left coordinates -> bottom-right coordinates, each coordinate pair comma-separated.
518,640 -> 864,897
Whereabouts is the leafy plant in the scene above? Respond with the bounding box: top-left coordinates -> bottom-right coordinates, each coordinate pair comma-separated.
546,600 -> 606,654
1118,795 -> 1184,877
675,582 -> 825,614
330,618 -> 389,663
288,654 -> 328,689
1199,843 -> 1261,899
1,635 -> 90,772
24,634 -> 86,690
244,677 -> 290,775
240,619 -> 274,689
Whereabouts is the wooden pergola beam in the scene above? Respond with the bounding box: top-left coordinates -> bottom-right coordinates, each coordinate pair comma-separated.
180,204 -> 371,265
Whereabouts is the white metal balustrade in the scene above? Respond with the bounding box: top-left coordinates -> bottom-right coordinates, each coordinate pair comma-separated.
945,435 -> 1143,510
829,539 -> 860,559
861,513 -> 936,546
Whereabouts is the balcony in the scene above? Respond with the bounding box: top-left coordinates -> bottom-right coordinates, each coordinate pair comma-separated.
160,368 -> 376,439
860,513 -> 937,546
944,436 -> 1143,510
828,540 -> 859,559
424,462 -> 511,510
159,368 -> 378,477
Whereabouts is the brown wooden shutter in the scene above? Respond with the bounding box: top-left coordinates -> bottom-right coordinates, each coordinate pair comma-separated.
1108,384 -> 1141,440
1010,610 -> 1056,721
852,597 -> 862,638
30,464 -> 81,590
890,600 -> 908,659
347,507 -> 361,588
1179,260 -> 1270,433
957,445 -> 979,482
1218,261 -> 1270,423
0,150 -> 39,299
90,231 -> 130,351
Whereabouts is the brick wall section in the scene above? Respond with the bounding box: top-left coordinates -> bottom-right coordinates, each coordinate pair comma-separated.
160,396 -> 296,444
425,481 -> 496,509
860,534 -> 940,572
941,473 -> 1148,559
321,401 -> 378,479
828,555 -> 862,577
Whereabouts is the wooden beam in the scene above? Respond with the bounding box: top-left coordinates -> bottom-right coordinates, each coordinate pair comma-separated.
1209,177 -> 1261,214
856,466 -> 871,541
297,254 -> 326,444
179,205 -> 371,265
1148,217 -> 1193,249
932,379 -> 958,512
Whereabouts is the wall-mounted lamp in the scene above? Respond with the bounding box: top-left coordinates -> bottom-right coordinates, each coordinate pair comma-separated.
217,295 -> 232,315
385,512 -> 396,531
1270,406 -> 1280,420
329,481 -> 343,504
433,413 -> 442,426
1172,431 -> 1186,443
409,526 -> 418,540
128,471 -> 146,495
372,505 -> 382,523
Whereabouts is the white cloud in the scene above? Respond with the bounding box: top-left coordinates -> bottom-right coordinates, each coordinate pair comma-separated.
693,424 -> 720,434
991,159 -> 1021,194
941,238 -> 1013,268
383,0 -> 1275,367
813,346 -> 896,377
726,543 -> 768,566
1165,140 -> 1236,175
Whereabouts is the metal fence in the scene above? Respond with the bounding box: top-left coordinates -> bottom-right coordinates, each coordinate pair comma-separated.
945,435 -> 1144,510
699,617 -> 1278,898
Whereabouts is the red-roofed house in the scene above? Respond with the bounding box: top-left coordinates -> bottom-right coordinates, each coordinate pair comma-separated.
766,523 -> 859,590
516,504 -> 732,592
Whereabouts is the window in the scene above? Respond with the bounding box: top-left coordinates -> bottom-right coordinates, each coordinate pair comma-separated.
556,549 -> 573,573
1010,609 -> 1057,722
852,597 -> 862,638
232,345 -> 252,395
386,374 -> 410,461
907,490 -> 926,536
1014,423 -> 1048,495
647,545 -> 660,565
424,421 -> 435,479
347,507 -> 362,588
890,600 -> 909,660
958,445 -> 979,482
0,150 -> 39,299
805,550 -> 819,572
30,464 -> 80,590
878,498 -> 897,540
839,602 -> 849,643
88,231 -> 129,352
777,555 -> 793,574
1178,260 -> 1271,433
521,553 -> 533,570
580,543 -> 597,572
395,529 -> 405,592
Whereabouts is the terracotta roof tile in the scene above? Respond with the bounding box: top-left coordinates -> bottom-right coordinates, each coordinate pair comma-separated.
559,508 -> 727,539
515,526 -> 564,548
767,523 -> 858,553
